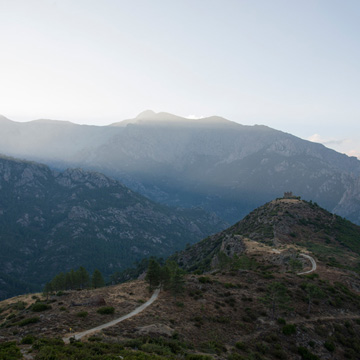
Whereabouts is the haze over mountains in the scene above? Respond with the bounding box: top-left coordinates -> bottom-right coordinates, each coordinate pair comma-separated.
1,110 -> 360,225
0,155 -> 225,300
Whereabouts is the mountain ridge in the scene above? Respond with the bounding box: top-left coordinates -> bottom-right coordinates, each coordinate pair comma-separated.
0,111 -> 360,225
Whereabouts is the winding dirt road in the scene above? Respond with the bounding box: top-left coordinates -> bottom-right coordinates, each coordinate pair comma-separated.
62,251 -> 316,344
63,288 -> 160,343
297,253 -> 317,275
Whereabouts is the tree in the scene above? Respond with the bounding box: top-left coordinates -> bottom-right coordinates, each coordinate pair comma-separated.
145,258 -> 161,291
261,281 -> 290,319
77,266 -> 90,289
303,283 -> 324,313
92,269 -> 105,288
170,266 -> 185,299
159,264 -> 171,290
52,272 -> 66,291
43,282 -> 53,300
65,270 -> 74,290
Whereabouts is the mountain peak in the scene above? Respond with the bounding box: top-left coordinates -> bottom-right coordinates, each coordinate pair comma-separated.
135,110 -> 157,119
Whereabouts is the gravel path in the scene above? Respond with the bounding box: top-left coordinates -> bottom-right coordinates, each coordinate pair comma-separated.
63,288 -> 160,343
297,253 -> 317,275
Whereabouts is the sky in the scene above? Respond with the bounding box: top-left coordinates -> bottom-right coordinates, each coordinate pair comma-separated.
0,0 -> 359,158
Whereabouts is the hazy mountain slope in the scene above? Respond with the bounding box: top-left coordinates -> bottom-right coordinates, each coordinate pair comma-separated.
1,111 -> 360,224
0,155 -> 226,300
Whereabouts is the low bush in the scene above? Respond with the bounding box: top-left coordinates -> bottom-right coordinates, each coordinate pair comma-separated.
324,340 -> 335,352
96,306 -> 115,315
141,342 -> 172,356
30,303 -> 52,312
282,324 -> 296,335
20,334 -> 36,344
0,341 -> 22,360
12,301 -> 26,310
235,341 -> 247,351
198,276 -> 212,284
18,317 -> 40,327
298,346 -> 320,360
76,311 -> 88,318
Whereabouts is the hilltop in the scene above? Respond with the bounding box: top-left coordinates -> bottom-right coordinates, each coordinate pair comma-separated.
1,198 -> 360,359
174,196 -> 360,275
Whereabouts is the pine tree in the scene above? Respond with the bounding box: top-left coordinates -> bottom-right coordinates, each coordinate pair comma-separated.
160,264 -> 171,290
43,282 -> 53,300
65,271 -> 74,290
77,266 -> 90,289
170,266 -> 185,299
51,272 -> 66,291
261,281 -> 290,319
304,283 -> 324,313
92,269 -> 105,288
145,258 -> 161,291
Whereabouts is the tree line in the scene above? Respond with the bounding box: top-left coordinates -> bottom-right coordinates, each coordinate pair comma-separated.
43,267 -> 105,294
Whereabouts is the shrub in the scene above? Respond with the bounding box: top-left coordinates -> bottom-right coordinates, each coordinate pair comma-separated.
224,282 -> 237,288
88,336 -> 102,342
21,334 -> 36,344
235,341 -> 247,351
255,342 -> 269,354
282,324 -> 296,335
200,340 -> 227,355
141,343 -> 172,356
13,301 -> 26,310
30,303 -> 52,312
0,341 -> 22,360
324,340 -> 335,352
199,276 -> 212,284
18,317 -> 40,327
277,318 -> 286,325
97,306 -> 115,314
298,346 -> 320,360
176,302 -> 184,308
76,311 -> 88,318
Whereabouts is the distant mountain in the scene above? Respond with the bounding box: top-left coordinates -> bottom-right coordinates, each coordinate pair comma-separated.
174,196 -> 360,274
0,155 -> 226,299
1,111 -> 360,225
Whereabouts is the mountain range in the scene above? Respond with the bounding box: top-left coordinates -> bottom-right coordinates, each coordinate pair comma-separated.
1,111 -> 360,225
0,155 -> 225,300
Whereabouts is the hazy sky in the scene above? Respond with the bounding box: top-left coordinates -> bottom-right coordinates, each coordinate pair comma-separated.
1,0 -> 359,158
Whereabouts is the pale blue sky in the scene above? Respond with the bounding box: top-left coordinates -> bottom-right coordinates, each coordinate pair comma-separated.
0,0 -> 359,157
